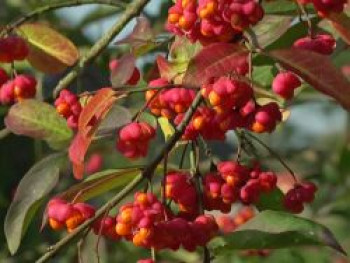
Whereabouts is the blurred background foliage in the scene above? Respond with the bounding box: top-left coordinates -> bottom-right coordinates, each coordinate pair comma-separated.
1,0 -> 350,262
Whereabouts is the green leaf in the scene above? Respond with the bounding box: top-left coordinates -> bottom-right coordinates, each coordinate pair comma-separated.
255,188 -> 285,211
59,168 -> 141,202
262,0 -> 296,15
5,100 -> 73,149
262,1 -> 314,15
4,153 -> 66,255
210,211 -> 345,255
17,23 -> 79,74
251,15 -> 292,47
170,36 -> 202,64
158,117 -> 175,141
253,65 -> 277,87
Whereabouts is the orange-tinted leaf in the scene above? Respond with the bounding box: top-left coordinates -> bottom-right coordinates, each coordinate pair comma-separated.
78,88 -> 116,132
183,43 -> 249,87
25,44 -> 68,74
17,23 -> 79,74
69,88 -> 117,180
268,48 -> 350,110
327,12 -> 350,45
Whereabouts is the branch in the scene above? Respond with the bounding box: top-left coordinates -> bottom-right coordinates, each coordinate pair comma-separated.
35,92 -> 203,262
53,0 -> 150,97
0,0 -> 126,37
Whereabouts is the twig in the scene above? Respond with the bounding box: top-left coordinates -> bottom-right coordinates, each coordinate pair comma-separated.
53,0 -> 150,97
0,0 -> 125,37
245,132 -> 297,182
132,88 -> 162,121
296,2 -> 314,38
35,92 -> 203,263
161,151 -> 168,206
179,143 -> 189,169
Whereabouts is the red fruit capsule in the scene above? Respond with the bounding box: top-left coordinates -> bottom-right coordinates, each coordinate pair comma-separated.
272,72 -> 301,100
13,74 -> 37,101
293,34 -> 336,55
0,36 -> 29,63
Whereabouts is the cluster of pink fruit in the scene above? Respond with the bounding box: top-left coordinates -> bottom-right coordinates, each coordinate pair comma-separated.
167,0 -> 264,44
164,161 -> 278,217
0,36 -> 37,105
47,192 -> 218,252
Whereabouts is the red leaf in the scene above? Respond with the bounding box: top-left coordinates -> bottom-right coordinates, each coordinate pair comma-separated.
183,43 -> 249,87
327,12 -> 350,45
69,88 -> 116,179
269,48 -> 350,110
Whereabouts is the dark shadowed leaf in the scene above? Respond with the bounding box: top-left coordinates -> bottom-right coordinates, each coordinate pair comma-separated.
17,23 -> 79,74
59,168 -> 140,202
210,211 -> 345,255
5,100 -> 73,149
4,153 -> 67,255
256,188 -> 285,211
183,43 -> 249,87
268,48 -> 350,110
97,105 -> 132,136
110,53 -> 136,87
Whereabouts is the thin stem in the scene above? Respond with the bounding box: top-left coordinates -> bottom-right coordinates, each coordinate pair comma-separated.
198,136 -> 216,169
132,88 -> 162,121
151,247 -> 157,262
245,132 -> 297,182
35,92 -> 203,263
53,0 -> 150,97
179,143 -> 189,169
235,131 -> 243,162
296,2 -> 314,38
161,151 -> 168,206
192,141 -> 204,214
1,0 -> 125,37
